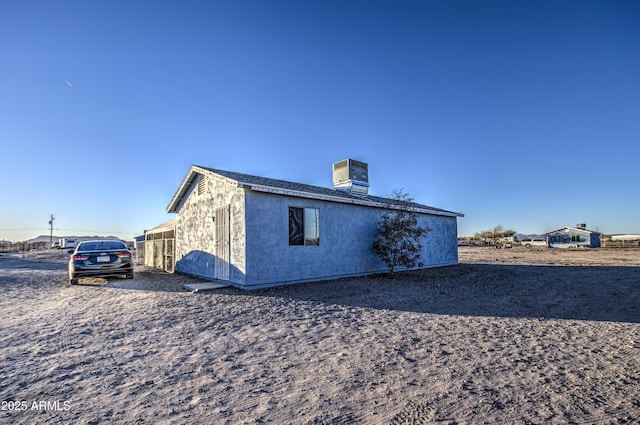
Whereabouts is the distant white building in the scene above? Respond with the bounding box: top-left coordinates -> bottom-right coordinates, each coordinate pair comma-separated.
611,234 -> 640,242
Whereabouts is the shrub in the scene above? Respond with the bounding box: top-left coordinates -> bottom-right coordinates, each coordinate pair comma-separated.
373,190 -> 430,276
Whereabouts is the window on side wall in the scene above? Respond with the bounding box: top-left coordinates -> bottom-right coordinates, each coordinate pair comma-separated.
289,207 -> 320,246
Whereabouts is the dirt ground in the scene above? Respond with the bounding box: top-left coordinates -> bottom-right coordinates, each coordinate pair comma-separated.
0,246 -> 639,424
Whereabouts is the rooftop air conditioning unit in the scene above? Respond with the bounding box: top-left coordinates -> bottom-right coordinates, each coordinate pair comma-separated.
333,159 -> 369,194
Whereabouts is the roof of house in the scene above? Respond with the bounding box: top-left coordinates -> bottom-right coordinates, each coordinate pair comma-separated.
545,226 -> 601,235
167,165 -> 463,218
145,218 -> 177,235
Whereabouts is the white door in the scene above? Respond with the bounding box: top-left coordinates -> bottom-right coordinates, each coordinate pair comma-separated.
214,206 -> 230,280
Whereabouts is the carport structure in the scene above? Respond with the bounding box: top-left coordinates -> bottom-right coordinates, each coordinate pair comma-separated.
144,218 -> 176,273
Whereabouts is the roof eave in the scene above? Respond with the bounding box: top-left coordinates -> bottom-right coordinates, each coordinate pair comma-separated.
166,167 -> 197,213
237,182 -> 464,218
167,165 -> 246,213
544,226 -> 601,235
167,165 -> 463,218
145,218 -> 177,234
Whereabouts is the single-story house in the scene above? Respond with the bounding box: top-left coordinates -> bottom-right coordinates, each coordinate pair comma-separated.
158,159 -> 463,290
546,224 -> 601,248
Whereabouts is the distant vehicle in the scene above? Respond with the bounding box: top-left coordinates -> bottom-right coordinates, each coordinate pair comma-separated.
59,238 -> 78,249
495,236 -> 513,249
68,239 -> 134,285
51,241 -> 60,249
520,238 -> 546,248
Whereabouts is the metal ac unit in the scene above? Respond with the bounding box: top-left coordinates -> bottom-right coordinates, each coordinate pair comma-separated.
333,159 -> 369,194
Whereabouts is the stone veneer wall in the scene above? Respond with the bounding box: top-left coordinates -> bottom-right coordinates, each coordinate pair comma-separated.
174,173 -> 246,284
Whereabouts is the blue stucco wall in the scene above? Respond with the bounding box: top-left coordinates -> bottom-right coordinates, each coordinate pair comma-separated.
242,190 -> 458,289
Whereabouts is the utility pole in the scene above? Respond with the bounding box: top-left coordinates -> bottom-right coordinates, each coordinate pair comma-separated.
49,214 -> 55,244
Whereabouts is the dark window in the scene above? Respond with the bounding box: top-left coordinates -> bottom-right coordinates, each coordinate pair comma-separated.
289,207 -> 319,246
78,241 -> 126,251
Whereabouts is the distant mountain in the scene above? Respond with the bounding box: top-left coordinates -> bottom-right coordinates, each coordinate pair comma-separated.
25,235 -> 121,244
26,235 -> 61,244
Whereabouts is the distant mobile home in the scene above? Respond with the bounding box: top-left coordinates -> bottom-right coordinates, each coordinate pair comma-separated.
546,224 -> 601,248
151,160 -> 463,290
58,238 -> 78,249
611,234 -> 640,242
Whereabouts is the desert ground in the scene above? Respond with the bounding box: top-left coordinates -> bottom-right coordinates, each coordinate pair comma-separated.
1,246 -> 639,424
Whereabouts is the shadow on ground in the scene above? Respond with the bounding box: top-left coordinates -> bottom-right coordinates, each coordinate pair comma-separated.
244,264 -> 640,324
0,255 -> 67,271
103,267 -> 207,292
5,252 -> 638,323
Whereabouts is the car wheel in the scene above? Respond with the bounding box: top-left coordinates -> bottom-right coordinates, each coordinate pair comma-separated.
69,278 -> 78,285
125,273 -> 134,280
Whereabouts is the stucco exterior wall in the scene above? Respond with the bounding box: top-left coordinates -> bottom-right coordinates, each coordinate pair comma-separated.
174,174 -> 246,284
242,190 -> 458,289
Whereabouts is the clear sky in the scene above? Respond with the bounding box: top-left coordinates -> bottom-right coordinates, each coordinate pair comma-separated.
1,0 -> 638,242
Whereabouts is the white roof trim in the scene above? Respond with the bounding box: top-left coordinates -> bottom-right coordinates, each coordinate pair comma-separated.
166,166 -> 199,213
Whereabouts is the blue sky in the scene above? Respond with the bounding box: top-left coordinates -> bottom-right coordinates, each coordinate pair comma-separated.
1,0 -> 638,242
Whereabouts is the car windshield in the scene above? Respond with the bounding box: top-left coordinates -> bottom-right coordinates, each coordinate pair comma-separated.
78,241 -> 126,251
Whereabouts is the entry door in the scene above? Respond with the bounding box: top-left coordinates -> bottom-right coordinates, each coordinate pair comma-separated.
214,206 -> 230,280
